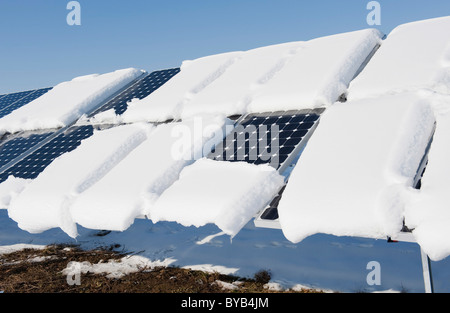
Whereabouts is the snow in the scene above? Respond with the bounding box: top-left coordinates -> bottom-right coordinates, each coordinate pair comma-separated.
7,123 -> 151,238
0,244 -> 46,255
121,29 -> 382,123
182,264 -> 239,276
181,42 -> 304,118
62,255 -> 176,279
264,282 -> 284,291
348,16 -> 450,100
69,116 -> 231,233
277,93 -> 435,243
213,280 -> 240,290
247,29 -> 383,112
150,158 -> 285,237
0,177 -> 29,209
0,68 -> 144,134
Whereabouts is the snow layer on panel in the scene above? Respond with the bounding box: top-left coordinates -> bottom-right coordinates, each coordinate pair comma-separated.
277,93 -> 435,243
7,123 -> 151,238
0,68 -> 144,134
121,52 -> 242,123
247,29 -> 383,113
150,158 -> 285,237
69,116 -> 231,233
405,96 -> 450,261
0,177 -> 29,209
348,16 -> 450,100
181,42 -> 304,118
122,29 -> 381,122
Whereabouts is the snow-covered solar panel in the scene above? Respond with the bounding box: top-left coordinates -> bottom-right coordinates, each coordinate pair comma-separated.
276,94 -> 436,244
89,68 -> 180,117
0,126 -> 94,182
0,68 -> 181,185
348,16 -> 450,101
0,68 -> 144,135
209,108 -> 324,171
0,88 -> 52,119
121,29 -> 382,124
7,123 -> 150,237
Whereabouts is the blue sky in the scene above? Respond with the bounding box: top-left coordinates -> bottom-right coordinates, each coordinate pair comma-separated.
0,0 -> 449,94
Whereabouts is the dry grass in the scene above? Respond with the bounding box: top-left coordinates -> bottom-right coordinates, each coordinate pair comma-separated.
0,244 -> 322,294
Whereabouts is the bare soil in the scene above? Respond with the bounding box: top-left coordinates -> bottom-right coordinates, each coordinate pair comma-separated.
0,244 -> 322,293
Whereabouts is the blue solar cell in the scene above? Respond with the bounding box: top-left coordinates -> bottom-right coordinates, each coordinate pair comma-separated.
304,115 -> 319,122
90,68 -> 180,117
282,123 -> 303,131
299,122 -> 315,130
289,115 -> 306,123
0,88 -> 52,119
0,126 -> 94,182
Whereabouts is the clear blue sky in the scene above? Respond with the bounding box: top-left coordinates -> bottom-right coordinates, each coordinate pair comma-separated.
1,0 -> 449,94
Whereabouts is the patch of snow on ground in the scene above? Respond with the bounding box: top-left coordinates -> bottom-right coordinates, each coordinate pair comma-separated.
62,255 -> 176,279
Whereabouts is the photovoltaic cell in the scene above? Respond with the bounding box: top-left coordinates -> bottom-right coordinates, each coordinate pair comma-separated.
90,68 -> 180,116
209,108 -> 324,170
0,88 -> 52,119
0,126 -> 94,182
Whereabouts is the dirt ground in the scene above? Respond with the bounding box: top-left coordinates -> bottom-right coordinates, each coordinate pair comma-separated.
0,244 -> 322,293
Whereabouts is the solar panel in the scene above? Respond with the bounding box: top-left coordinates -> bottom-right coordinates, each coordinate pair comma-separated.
0,90 -> 36,109
0,131 -> 55,169
0,88 -> 52,119
0,126 -> 94,182
89,68 -> 180,117
209,108 -> 324,171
